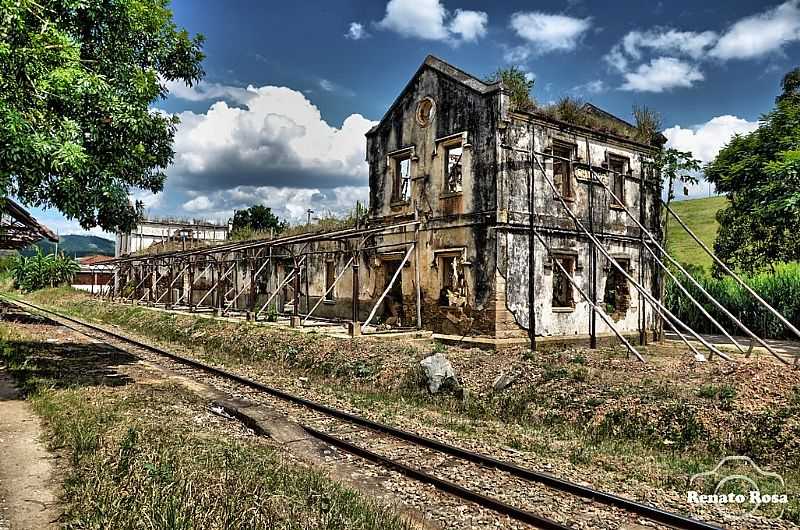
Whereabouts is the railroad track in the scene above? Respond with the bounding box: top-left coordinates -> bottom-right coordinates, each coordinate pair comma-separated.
2,296 -> 723,530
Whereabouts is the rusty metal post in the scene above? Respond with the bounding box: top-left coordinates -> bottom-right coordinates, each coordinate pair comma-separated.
527,123 -> 537,351
188,261 -> 195,311
638,161 -> 647,345
291,258 -> 301,327
350,255 -> 360,336
248,254 -> 256,320
148,263 -> 154,305
216,260 -> 224,316
586,139 -> 597,349
166,260 -> 173,309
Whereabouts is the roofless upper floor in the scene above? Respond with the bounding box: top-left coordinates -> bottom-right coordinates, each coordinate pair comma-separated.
365,56 -> 661,229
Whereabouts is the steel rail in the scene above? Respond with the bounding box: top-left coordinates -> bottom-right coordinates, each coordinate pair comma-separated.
305,426 -> 571,530
3,296 -> 721,530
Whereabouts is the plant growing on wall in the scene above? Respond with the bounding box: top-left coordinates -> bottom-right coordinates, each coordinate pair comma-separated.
485,67 -> 535,111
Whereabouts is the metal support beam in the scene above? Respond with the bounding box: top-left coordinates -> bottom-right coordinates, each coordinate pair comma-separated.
255,257 -> 306,320
531,154 -> 731,361
535,230 -> 644,361
195,262 -> 236,308
665,203 -> 800,344
224,257 -> 272,316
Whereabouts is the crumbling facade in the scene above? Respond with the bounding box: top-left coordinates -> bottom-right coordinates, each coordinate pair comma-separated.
108,56 -> 663,347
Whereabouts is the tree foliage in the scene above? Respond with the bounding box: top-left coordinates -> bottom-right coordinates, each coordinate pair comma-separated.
231,205 -> 287,236
706,67 -> 800,273
486,66 -> 535,111
656,148 -> 701,203
0,0 -> 204,233
9,249 -> 79,292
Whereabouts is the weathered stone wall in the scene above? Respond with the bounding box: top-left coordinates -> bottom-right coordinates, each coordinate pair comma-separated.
495,113 -> 661,339
364,60 -> 501,335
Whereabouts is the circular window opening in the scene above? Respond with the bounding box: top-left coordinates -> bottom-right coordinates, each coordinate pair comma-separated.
416,97 -> 435,127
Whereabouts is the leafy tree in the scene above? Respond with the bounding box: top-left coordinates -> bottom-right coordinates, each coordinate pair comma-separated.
231,205 -> 287,235
705,67 -> 800,273
0,0 -> 204,233
486,66 -> 535,111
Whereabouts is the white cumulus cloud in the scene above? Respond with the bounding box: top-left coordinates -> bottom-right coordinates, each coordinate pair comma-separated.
604,1 -> 800,92
620,29 -> 718,61
345,22 -> 369,40
377,0 -> 487,44
179,186 -> 370,224
663,115 -> 760,164
711,0 -> 800,60
170,85 -> 377,192
620,57 -> 704,92
165,79 -> 253,104
448,9 -> 488,42
508,11 -> 592,57
183,195 -> 213,212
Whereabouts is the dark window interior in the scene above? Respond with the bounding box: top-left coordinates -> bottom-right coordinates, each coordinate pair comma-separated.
609,156 -> 626,206
552,143 -> 574,198
552,255 -> 575,308
439,255 -> 465,306
603,258 -> 631,317
444,144 -> 463,193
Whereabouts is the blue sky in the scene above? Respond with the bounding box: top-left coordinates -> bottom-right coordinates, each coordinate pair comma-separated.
33,0 -> 800,237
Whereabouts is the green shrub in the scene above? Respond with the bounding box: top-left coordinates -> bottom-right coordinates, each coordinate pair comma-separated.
8,248 -> 79,292
665,262 -> 800,340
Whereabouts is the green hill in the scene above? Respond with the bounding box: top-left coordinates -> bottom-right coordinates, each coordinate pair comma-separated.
22,234 -> 115,258
666,195 -> 728,272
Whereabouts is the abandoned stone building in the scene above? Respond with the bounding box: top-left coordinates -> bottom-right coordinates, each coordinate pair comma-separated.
299,55 -> 662,343
112,55 -> 663,347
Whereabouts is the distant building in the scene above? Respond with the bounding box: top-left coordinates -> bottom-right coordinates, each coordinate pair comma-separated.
72,255 -> 115,294
115,217 -> 229,257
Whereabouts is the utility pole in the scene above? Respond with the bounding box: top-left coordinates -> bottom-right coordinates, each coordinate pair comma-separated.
306,209 -> 314,225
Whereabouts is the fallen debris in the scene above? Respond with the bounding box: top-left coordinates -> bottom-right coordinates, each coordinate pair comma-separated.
420,353 -> 458,394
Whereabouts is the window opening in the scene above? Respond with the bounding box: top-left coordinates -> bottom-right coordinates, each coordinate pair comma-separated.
438,255 -> 466,307
444,144 -> 463,193
609,156 -> 626,206
552,255 -> 575,309
552,142 -> 574,198
603,258 -> 631,318
393,155 -> 411,202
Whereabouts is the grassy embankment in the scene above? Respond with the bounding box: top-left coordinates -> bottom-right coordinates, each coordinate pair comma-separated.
665,196 -> 800,339
0,315 -> 412,529
665,195 -> 727,272
17,287 -> 800,522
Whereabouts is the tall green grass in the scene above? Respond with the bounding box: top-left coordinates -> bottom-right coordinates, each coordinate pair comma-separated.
666,262 -> 800,340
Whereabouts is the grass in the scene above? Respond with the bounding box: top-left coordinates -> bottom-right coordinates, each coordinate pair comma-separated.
0,320 -> 412,530
665,195 -> 728,272
15,287 -> 800,523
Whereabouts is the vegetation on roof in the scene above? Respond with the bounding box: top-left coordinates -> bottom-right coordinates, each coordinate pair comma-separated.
538,97 -> 661,145
486,67 -> 663,145
484,66 -> 536,112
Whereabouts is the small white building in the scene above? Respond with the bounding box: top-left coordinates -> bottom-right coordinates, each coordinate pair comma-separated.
115,217 -> 229,257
